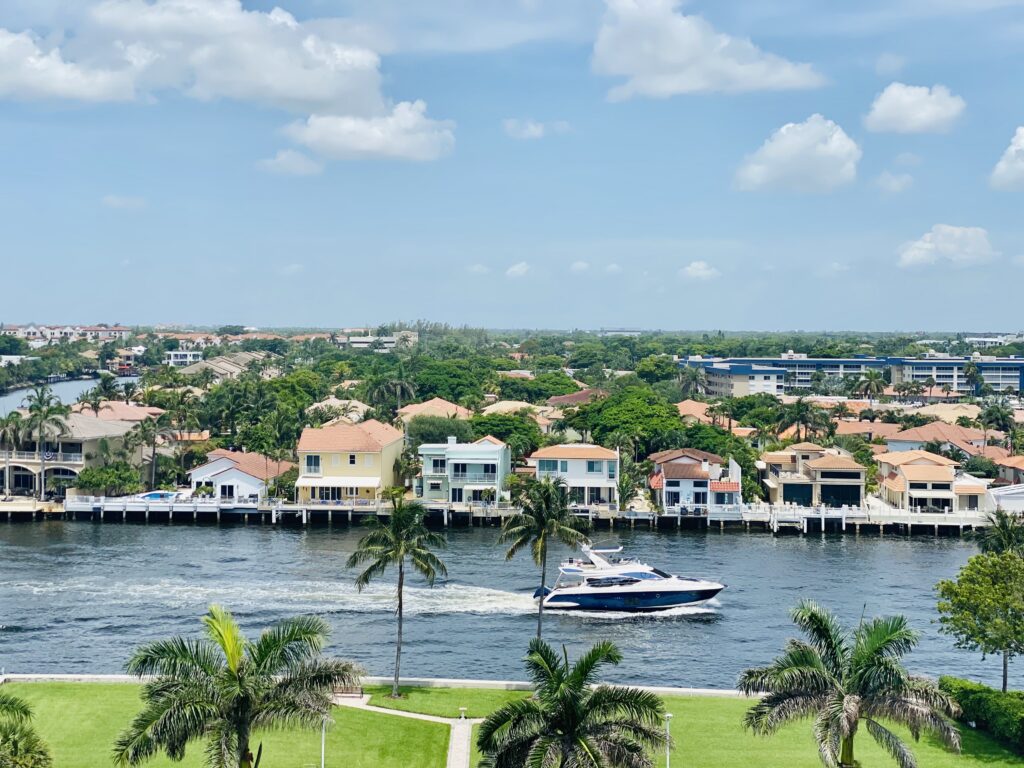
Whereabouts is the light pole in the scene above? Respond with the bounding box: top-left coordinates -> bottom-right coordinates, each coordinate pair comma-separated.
321,715 -> 328,768
664,712 -> 673,768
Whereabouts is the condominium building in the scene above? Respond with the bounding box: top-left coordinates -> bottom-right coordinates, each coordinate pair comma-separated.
684,352 -> 887,391
699,362 -> 786,398
889,353 -> 1024,394
417,435 -> 511,504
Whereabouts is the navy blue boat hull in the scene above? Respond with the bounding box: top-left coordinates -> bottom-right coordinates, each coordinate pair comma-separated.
543,587 -> 722,612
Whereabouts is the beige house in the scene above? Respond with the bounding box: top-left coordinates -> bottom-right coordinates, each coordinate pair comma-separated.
295,419 -> 404,502
760,442 -> 867,508
876,450 -> 987,513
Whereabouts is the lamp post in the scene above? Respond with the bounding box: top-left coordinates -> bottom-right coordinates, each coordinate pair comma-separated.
321,715 -> 328,768
665,712 -> 673,768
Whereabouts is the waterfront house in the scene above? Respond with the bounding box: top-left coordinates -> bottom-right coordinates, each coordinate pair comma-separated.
526,444 -> 619,506
164,350 -> 204,367
885,422 -> 1004,458
295,419 -> 404,502
648,448 -> 743,511
480,400 -> 565,435
995,455 -> 1024,485
398,397 -> 473,421
417,435 -> 511,504
188,449 -> 294,501
759,443 -> 867,508
834,421 -> 902,441
876,450 -> 987,513
70,400 -> 164,422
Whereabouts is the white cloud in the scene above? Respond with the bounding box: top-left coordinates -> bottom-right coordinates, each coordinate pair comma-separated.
679,260 -> 720,280
592,0 -> 824,100
605,263 -> 622,274
285,101 -> 455,161
506,261 -> 530,278
101,194 -> 145,209
874,53 -> 905,76
570,260 -> 590,273
468,263 -> 490,275
735,114 -> 861,193
279,263 -> 304,276
898,224 -> 998,268
990,127 -> 1024,190
258,149 -> 323,176
865,82 -> 965,133
876,170 -> 913,194
503,118 -> 570,140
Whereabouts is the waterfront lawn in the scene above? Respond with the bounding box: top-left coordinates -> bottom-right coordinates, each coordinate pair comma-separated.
366,685 -> 528,719
8,682 -> 449,768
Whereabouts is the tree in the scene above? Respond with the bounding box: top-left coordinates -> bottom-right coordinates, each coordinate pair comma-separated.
347,491 -> 447,698
923,376 -> 936,401
937,552 -> 1024,692
573,386 -> 681,457
24,384 -> 70,500
980,398 -> 1014,440
777,397 -> 830,441
499,477 -> 590,638
635,354 -> 677,383
852,370 -> 886,403
128,413 -> 176,490
677,365 -> 707,397
77,388 -> 111,417
0,689 -> 51,767
740,600 -> 960,768
477,638 -> 666,768
405,415 -> 475,449
470,413 -> 544,456
76,462 -> 144,497
0,412 -> 23,497
114,605 -> 360,768
964,361 -> 981,394
95,372 -> 122,400
973,510 -> 1024,555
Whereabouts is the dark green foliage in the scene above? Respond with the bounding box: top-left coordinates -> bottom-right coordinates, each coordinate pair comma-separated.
963,456 -> 999,479
570,386 -> 681,456
470,413 -> 543,455
75,462 -> 144,497
405,415 -> 475,449
413,360 -> 485,402
497,372 -> 577,403
940,677 -> 1024,754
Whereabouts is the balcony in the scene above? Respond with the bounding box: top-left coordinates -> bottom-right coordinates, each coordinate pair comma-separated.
0,450 -> 84,464
451,472 -> 497,483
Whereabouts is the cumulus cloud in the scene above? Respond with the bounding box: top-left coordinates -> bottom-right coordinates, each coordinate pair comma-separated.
101,194 -> 145,209
258,149 -> 323,176
503,118 -> 570,140
592,0 -> 824,100
680,260 -> 720,280
990,127 -> 1024,190
865,82 -> 965,133
285,101 -> 455,161
570,260 -> 590,273
876,170 -> 913,194
898,225 -> 998,268
0,1 -> 453,162
735,114 -> 861,193
506,261 -> 530,278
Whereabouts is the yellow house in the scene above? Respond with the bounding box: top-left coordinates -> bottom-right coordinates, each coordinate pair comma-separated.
295,419 -> 404,502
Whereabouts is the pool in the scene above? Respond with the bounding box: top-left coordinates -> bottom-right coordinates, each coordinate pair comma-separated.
138,491 -> 177,501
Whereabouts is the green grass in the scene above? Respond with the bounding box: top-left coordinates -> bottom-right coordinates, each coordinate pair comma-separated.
7,682 -> 449,768
365,685 -> 528,719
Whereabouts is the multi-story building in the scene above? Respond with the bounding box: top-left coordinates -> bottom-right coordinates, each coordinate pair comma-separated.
700,362 -> 786,398
876,450 -> 989,513
648,448 -> 742,511
417,436 -> 511,504
684,352 -> 887,391
295,419 -> 404,503
164,350 -> 204,367
527,444 -> 620,507
889,353 -> 1024,394
760,443 -> 867,508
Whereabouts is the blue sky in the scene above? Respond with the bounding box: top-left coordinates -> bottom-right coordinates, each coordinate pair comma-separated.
1,0 -> 1022,331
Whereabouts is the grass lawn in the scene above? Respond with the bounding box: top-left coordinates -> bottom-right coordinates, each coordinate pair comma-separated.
7,682 -> 449,768
365,685 -> 528,719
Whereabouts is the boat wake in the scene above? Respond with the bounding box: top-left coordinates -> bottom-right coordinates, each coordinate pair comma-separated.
548,598 -> 722,621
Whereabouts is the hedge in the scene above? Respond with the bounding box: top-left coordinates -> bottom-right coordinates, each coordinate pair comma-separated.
940,676 -> 1024,754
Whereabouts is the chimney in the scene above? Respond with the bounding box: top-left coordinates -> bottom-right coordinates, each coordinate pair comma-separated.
701,459 -> 709,473
447,436 -> 457,445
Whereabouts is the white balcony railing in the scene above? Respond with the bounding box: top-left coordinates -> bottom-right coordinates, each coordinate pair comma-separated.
0,450 -> 84,464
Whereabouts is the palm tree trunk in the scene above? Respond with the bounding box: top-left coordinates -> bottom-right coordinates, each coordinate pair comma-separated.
1003,650 -> 1009,693
839,735 -> 854,767
537,547 -> 547,639
393,559 -> 404,698
4,450 -> 11,497
150,439 -> 158,491
38,435 -> 46,501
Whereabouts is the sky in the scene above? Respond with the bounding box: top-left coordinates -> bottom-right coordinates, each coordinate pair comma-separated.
1,0 -> 1023,332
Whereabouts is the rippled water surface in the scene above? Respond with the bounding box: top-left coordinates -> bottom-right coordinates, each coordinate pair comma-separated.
0,522 -> 1014,689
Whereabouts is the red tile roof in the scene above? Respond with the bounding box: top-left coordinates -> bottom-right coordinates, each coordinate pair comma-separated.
710,481 -> 740,492
205,449 -> 295,480
546,388 -> 607,407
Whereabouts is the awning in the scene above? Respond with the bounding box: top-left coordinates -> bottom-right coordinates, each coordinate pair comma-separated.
296,476 -> 381,489
908,489 -> 954,499
463,484 -> 497,491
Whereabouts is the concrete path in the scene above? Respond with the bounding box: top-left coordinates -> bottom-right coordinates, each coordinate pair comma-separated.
334,694 -> 483,768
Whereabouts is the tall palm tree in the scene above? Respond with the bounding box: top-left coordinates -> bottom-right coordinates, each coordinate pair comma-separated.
95,372 -> 122,400
973,510 -> 1024,555
980,398 -> 1014,443
478,638 -> 667,768
24,385 -> 70,500
739,600 -> 960,768
852,370 -> 886,404
923,376 -> 936,402
121,381 -> 139,404
963,360 -> 981,395
113,605 -> 360,768
347,490 -> 447,697
77,388 -> 111,417
129,413 -> 176,490
0,412 -> 23,497
499,477 -> 590,638
677,365 -> 707,397
777,397 -> 829,441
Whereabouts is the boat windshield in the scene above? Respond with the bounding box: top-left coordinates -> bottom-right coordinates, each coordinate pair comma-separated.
622,571 -> 664,580
586,576 -> 640,588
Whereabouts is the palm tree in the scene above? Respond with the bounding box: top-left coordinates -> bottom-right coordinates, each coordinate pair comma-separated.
677,365 -> 707,397
477,638 -> 667,768
0,690 -> 50,768
113,605 -> 360,768
0,412 -> 23,497
964,360 -> 981,394
24,385 -> 70,500
95,372 -> 122,400
973,510 -> 1024,555
739,600 -> 960,768
346,490 -> 447,698
77,388 -> 111,417
121,381 -> 139,404
923,376 -> 936,402
980,398 -> 1014,444
129,413 -> 176,490
830,403 -> 852,421
852,370 -> 886,404
941,383 -> 952,398
777,397 -> 829,441
499,477 -> 590,638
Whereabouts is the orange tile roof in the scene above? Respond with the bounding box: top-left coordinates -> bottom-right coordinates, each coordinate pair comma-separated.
996,455 -> 1024,470
297,419 -> 403,453
205,449 -> 295,480
806,455 -> 865,471
546,388 -> 607,407
875,450 -> 958,467
710,480 -> 740,492
71,401 -> 164,422
891,422 -> 997,444
661,463 -> 710,480
649,448 -> 723,465
789,442 -> 825,451
676,399 -> 711,422
834,421 -> 902,438
900,464 -> 955,482
883,475 -> 906,493
531,444 -> 617,460
398,397 -> 473,420
955,485 -> 986,495
762,452 -> 797,464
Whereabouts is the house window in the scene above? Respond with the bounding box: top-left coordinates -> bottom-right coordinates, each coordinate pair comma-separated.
305,455 -> 321,474
909,482 -> 927,490
693,480 -> 708,488
586,460 -> 603,474
432,458 -> 447,473
428,482 -> 442,491
559,460 -> 568,472
483,463 -> 497,475
607,462 -> 616,479
932,483 -> 951,491
666,480 -> 680,488
538,459 -> 558,472
819,471 -> 861,480
349,454 -> 356,465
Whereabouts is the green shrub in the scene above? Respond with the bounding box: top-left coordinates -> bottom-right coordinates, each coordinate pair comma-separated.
940,676 -> 1024,754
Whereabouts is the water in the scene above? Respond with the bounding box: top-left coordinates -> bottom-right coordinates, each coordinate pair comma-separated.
0,523 -> 1015,690
0,377 -> 137,415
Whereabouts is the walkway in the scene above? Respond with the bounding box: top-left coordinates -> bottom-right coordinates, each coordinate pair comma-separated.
333,694 -> 482,768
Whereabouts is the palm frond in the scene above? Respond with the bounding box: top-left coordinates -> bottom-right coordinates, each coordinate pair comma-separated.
865,718 -> 917,768
0,692 -> 33,723
790,600 -> 849,677
249,614 -> 332,674
201,605 -> 246,674
567,640 -> 622,690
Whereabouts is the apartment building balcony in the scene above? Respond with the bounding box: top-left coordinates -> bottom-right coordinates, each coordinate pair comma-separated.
452,472 -> 498,483
0,450 -> 85,465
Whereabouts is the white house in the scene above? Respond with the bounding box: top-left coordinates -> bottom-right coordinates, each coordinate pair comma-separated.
648,448 -> 743,511
188,449 -> 294,501
526,444 -> 619,507
164,350 -> 204,367
417,435 -> 512,504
